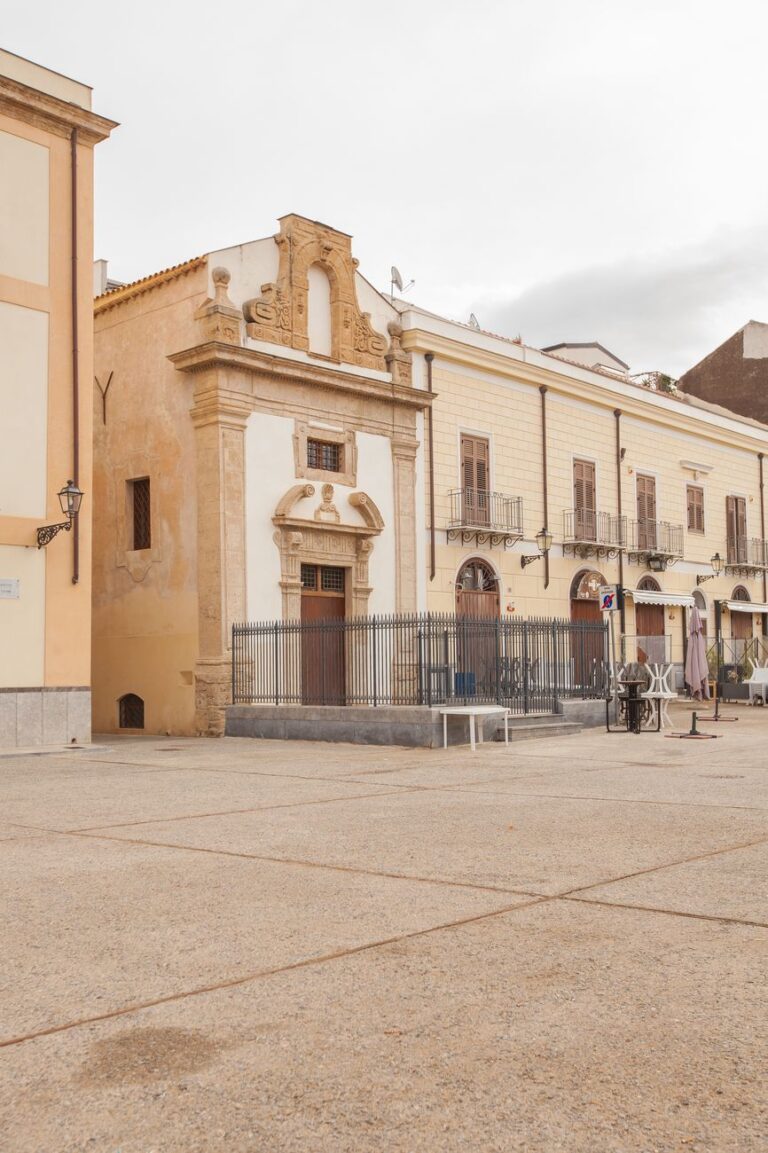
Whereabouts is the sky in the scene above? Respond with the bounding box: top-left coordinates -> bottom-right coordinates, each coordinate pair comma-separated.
5,0 -> 768,376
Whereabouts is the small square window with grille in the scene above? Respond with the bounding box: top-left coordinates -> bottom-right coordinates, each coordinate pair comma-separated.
301,564 -> 318,590
321,566 -> 345,592
307,439 -> 341,472
130,477 -> 151,550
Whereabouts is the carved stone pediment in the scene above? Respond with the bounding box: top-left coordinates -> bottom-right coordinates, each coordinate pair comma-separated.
242,214 -> 410,382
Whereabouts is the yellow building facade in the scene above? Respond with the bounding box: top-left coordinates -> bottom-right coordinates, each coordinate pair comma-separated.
0,50 -> 115,747
401,310 -> 768,683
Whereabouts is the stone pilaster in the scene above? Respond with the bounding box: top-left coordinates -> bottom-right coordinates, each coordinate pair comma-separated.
391,436 -> 419,614
191,381 -> 249,735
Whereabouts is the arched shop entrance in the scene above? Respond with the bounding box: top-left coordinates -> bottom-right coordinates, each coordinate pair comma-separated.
634,575 -> 666,663
569,569 -> 606,687
730,586 -> 753,656
455,557 -> 500,619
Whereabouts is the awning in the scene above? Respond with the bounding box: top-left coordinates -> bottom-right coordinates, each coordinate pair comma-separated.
628,589 -> 695,608
725,599 -> 768,614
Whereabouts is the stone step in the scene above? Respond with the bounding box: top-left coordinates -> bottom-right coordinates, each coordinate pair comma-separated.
493,720 -> 583,743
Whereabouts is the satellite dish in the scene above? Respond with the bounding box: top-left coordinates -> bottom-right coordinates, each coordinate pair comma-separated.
469,313 -> 481,329
391,266 -> 404,293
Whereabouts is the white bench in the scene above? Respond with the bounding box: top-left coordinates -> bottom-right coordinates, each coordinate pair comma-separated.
746,667 -> 768,705
439,705 -> 510,752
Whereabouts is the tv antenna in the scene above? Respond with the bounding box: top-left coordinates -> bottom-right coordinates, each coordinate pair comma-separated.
390,265 -> 414,300
468,313 -> 481,329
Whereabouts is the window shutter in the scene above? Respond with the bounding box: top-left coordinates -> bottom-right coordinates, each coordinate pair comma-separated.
460,435 -> 489,493
737,496 -> 747,540
687,486 -> 704,532
637,475 -> 656,522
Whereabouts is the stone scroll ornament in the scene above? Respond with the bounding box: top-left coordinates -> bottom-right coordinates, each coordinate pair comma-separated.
241,214 -> 411,383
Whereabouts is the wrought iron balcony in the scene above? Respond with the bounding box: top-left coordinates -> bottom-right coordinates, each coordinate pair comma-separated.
627,519 -> 683,565
725,537 -> 768,575
562,509 -> 626,559
448,488 -> 524,548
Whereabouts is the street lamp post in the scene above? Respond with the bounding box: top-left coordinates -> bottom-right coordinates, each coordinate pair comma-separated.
521,526 -> 553,569
37,481 -> 84,549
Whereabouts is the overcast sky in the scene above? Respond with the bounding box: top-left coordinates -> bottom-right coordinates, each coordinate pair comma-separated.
6,0 -> 768,375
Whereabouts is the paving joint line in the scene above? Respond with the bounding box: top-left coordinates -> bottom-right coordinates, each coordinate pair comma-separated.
560,894 -> 768,931
0,895 -> 549,1051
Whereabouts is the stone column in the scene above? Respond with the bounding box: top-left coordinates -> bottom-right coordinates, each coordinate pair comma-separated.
191,383 -> 249,735
391,436 -> 419,614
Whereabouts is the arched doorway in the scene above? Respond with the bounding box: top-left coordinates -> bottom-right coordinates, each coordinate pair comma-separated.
691,588 -> 708,639
730,586 -> 753,659
455,558 -> 500,619
569,569 -> 605,625
569,569 -> 606,689
635,575 -> 665,664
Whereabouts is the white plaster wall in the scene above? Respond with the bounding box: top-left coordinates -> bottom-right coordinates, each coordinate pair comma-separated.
208,237 -> 279,313
743,321 -> 768,360
307,264 -> 332,356
0,130 -> 49,286
0,302 -> 48,518
244,415 -> 397,619
0,545 -> 45,687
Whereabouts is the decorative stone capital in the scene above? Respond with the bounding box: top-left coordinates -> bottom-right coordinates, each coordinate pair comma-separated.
194,266 -> 243,346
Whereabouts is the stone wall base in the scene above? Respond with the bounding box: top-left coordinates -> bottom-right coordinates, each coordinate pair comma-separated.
0,687 -> 91,749
194,659 -> 231,736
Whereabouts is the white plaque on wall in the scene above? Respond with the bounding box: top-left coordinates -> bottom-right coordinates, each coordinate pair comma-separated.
0,579 -> 20,599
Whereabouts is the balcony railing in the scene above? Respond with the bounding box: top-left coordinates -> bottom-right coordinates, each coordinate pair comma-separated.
725,537 -> 768,572
448,488 -> 523,548
627,520 -> 683,560
563,509 -> 626,557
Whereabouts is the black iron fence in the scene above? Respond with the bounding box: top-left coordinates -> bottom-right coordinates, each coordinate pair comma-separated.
232,613 -> 608,714
448,488 -> 524,533
627,519 -> 684,557
563,509 -> 626,548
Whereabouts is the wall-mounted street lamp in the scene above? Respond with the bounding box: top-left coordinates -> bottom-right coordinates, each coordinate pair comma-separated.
696,552 -> 723,585
37,481 -> 83,549
521,526 -> 553,569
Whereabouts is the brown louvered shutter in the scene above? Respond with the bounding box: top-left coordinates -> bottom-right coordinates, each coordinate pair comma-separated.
637,474 -> 656,549
687,485 -> 704,533
726,495 -> 746,563
460,435 -> 490,524
573,459 -> 596,539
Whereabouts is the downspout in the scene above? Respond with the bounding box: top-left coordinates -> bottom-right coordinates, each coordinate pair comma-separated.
425,353 -> 435,581
760,453 -> 766,635
540,386 -> 549,589
614,410 -> 626,654
70,128 -> 80,585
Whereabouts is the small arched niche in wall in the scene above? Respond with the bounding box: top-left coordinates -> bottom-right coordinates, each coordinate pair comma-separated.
307,264 -> 332,357
118,693 -> 144,730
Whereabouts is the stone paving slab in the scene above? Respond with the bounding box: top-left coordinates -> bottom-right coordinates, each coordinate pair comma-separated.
1,832 -> 523,1039
2,901 -> 765,1153
0,761 -> 400,830
582,839 -> 768,924
93,787 -> 768,895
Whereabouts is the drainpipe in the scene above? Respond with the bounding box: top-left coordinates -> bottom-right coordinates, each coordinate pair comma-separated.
614,410 -> 625,654
425,353 -> 435,581
540,386 -> 549,590
760,453 -> 766,636
70,128 -> 80,585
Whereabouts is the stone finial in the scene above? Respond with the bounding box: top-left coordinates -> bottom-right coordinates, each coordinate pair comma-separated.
385,320 -> 412,386
194,265 -> 242,345
212,266 -> 233,306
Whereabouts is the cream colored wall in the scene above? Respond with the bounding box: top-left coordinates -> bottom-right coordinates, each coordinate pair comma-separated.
424,348 -> 768,666
0,546 -> 45,687
0,105 -> 102,699
0,49 -> 91,109
0,302 -> 48,517
0,129 -> 49,285
92,267 -> 207,734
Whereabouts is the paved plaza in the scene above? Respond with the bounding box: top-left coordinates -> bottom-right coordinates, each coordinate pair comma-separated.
2,704 -> 767,1151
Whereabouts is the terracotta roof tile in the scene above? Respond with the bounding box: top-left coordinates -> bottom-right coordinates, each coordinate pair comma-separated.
94,256 -> 206,311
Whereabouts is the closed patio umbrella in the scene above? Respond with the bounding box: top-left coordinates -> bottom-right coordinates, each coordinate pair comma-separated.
685,605 -> 710,700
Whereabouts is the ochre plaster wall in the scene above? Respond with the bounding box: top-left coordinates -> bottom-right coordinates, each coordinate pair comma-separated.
92,266 -> 207,734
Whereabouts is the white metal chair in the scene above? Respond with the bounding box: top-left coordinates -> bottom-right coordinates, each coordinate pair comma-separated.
643,663 -> 676,729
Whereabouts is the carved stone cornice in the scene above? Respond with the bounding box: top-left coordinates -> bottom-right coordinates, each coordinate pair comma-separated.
169,341 -> 430,412
272,516 -> 381,539
189,385 -> 252,430
348,492 -> 385,531
0,77 -> 117,144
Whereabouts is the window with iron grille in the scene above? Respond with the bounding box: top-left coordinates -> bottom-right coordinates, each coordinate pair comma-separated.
300,564 -> 318,590
307,439 -> 341,472
130,477 -> 151,550
686,485 -> 704,533
321,566 -> 345,592
118,693 -> 144,729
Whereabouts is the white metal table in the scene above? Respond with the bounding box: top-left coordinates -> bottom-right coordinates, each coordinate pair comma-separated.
439,705 -> 510,752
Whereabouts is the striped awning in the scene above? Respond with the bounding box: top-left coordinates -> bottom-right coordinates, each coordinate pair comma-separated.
725,599 -> 768,614
628,589 -> 695,608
